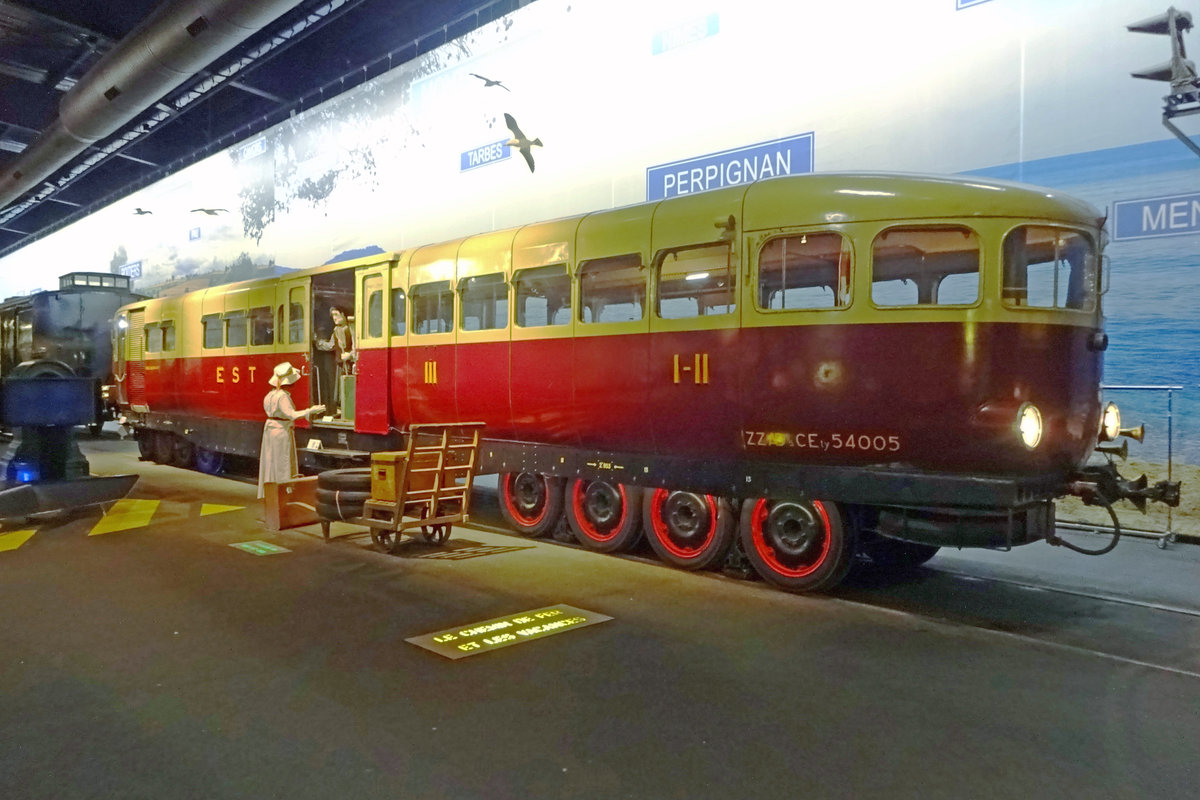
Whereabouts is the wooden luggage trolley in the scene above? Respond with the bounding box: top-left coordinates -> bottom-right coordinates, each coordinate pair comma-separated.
354,422 -> 484,553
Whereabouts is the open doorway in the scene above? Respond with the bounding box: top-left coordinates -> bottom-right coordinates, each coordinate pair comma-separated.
310,269 -> 356,424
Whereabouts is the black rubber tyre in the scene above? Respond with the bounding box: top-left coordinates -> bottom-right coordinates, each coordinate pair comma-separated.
315,488 -> 371,507
864,538 -> 941,569
170,437 -> 194,468
738,498 -> 856,593
194,448 -> 224,475
316,500 -> 363,521
564,479 -> 643,553
498,472 -> 565,538
136,432 -> 154,460
151,431 -> 174,464
317,468 -> 372,492
642,489 -> 735,570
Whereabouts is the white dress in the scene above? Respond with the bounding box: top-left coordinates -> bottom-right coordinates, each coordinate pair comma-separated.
257,387 -> 310,498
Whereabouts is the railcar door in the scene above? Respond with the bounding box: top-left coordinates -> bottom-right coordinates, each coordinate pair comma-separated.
355,263 -> 390,435
276,275 -> 311,413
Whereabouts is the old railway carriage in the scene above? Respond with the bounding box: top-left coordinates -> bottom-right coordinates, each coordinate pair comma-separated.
115,172 -> 1133,592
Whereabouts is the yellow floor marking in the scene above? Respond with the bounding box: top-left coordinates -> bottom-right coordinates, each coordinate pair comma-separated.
0,529 -> 36,552
89,499 -> 161,536
200,504 -> 244,517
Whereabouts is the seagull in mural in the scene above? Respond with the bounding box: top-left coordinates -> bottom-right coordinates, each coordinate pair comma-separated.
470,72 -> 510,91
191,208 -> 228,215
504,113 -> 542,173
133,207 -> 153,215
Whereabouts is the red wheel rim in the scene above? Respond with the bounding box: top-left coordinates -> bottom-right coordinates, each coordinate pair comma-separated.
572,480 -> 627,542
649,489 -> 718,560
502,473 -> 549,527
749,499 -> 832,578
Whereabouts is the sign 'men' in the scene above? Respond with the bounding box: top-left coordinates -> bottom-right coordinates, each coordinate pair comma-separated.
1113,192 -> 1200,241
647,133 -> 813,201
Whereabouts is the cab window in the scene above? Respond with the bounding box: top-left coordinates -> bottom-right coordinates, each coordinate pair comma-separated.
411,281 -> 454,334
514,264 -> 570,327
758,233 -> 851,310
656,242 -> 736,319
288,287 -> 305,344
460,273 -> 508,331
363,275 -> 384,338
1003,226 -> 1097,311
579,254 -> 644,323
391,289 -> 406,335
872,226 -> 980,306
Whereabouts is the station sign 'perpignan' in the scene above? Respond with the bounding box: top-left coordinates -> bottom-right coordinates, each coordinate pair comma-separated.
646,133 -> 814,201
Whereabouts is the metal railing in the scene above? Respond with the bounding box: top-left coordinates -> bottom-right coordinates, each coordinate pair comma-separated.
1057,384 -> 1185,548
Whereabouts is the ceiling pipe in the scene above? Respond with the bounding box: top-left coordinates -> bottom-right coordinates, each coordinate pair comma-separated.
0,0 -> 306,213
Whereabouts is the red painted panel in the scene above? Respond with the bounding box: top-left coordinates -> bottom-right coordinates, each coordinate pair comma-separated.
407,343 -> 457,423
389,349 -> 410,431
356,348 -> 389,434
572,332 -> 651,452
648,328 -> 743,455
456,340 -> 512,438
511,338 -> 574,445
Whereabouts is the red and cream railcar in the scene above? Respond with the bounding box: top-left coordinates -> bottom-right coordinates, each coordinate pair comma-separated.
114,172 -> 1133,591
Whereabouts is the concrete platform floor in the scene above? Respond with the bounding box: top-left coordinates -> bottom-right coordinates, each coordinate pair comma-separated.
1,433 -> 1198,800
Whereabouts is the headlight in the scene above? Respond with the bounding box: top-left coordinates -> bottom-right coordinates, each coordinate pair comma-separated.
1017,403 -> 1043,449
1099,402 -> 1121,442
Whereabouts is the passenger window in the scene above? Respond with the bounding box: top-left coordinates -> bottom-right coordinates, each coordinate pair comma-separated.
225,310 -> 247,347
656,242 -> 736,319
872,226 -> 980,306
146,325 -> 162,354
1003,226 -> 1096,311
514,264 -> 571,327
363,275 -> 384,338
202,314 -> 222,349
579,254 -> 645,323
758,233 -> 851,310
288,287 -> 305,344
411,281 -> 454,334
391,289 -> 406,335
460,273 -> 508,332
161,320 -> 175,351
250,306 -> 273,346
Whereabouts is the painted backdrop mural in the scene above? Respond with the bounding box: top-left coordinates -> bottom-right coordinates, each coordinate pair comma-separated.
0,0 -> 1195,461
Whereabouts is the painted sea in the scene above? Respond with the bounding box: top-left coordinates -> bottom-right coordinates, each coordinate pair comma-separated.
968,138 -> 1200,468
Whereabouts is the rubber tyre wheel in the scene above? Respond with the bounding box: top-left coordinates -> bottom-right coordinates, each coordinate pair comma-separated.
642,489 -> 735,570
317,468 -> 372,491
738,498 -> 856,593
315,488 -> 371,507
316,500 -> 364,521
151,432 -> 174,464
498,472 -> 565,538
564,479 -> 643,553
136,432 -> 154,460
865,538 -> 940,569
171,437 -> 194,468
194,448 -> 224,475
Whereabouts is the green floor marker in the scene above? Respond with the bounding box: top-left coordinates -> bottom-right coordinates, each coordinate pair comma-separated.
230,540 -> 291,555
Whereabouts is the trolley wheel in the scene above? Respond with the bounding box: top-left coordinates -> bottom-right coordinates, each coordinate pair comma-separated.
370,527 -> 403,554
416,505 -> 452,546
863,538 -> 940,569
738,498 -> 856,593
498,472 -> 564,537
170,437 -> 194,468
564,479 -> 643,553
194,448 -> 224,475
642,489 -> 735,570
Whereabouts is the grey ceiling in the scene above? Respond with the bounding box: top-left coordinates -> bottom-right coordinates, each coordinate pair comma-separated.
0,0 -> 528,260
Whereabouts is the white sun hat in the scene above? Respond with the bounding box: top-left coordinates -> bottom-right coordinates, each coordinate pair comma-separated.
269,361 -> 301,387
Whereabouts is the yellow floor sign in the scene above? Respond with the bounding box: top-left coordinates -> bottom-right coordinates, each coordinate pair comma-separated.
89,499 -> 161,536
0,529 -> 36,552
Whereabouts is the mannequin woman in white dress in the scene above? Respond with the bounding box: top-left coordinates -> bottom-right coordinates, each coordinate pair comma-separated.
258,361 -> 324,498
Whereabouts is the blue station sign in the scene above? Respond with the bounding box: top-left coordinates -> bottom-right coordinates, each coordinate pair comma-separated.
646,133 -> 814,201
461,139 -> 512,171
1113,192 -> 1200,241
